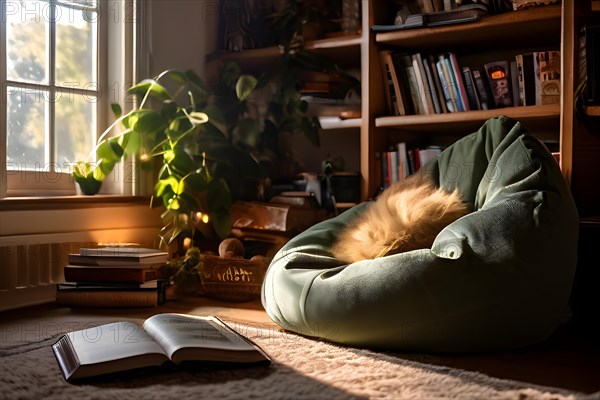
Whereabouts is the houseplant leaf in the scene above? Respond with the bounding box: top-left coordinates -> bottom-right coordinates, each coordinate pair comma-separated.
133,110 -> 167,136
123,131 -> 142,156
185,171 -> 210,193
128,79 -> 172,102
96,139 -> 124,163
202,105 -> 227,136
236,74 -> 258,101
111,103 -> 122,118
167,148 -> 195,176
234,118 -> 261,148
188,111 -> 209,125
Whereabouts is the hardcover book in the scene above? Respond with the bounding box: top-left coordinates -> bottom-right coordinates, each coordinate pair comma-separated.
380,50 -> 399,115
412,53 -> 435,114
447,53 -> 470,111
485,60 -> 513,108
472,68 -> 493,110
516,53 -> 536,106
428,54 -> 448,113
379,50 -> 407,115
436,56 -> 457,112
394,53 -> 423,115
63,264 -> 169,284
55,280 -> 168,308
69,247 -> 169,266
533,50 -> 561,105
441,54 -> 465,111
52,313 -> 271,381
462,66 -> 481,110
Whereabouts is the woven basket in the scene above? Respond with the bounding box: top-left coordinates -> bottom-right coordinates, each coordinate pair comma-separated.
198,254 -> 270,302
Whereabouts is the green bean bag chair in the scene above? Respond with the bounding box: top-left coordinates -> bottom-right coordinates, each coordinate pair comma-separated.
261,116 -> 579,352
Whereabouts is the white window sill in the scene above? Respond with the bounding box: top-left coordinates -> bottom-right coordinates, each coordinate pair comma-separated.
0,195 -> 152,211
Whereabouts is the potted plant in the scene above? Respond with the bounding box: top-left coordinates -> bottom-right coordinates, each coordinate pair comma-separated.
73,69 -> 259,246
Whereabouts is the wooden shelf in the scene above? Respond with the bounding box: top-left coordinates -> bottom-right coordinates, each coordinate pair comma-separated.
206,34 -> 362,69
318,116 -> 362,130
376,6 -> 561,52
305,34 -> 363,51
375,104 -> 560,133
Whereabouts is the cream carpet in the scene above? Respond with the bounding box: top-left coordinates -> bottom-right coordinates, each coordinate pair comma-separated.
1,320 -> 597,400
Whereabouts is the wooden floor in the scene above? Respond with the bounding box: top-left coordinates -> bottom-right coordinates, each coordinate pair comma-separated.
1,295 -> 598,395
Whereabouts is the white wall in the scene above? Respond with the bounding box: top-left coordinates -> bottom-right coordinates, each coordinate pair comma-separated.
146,0 -> 360,175
148,0 -> 220,78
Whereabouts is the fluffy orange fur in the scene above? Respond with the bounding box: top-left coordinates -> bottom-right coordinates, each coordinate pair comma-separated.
332,174 -> 469,263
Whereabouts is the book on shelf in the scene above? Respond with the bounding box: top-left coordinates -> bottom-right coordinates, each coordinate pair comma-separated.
442,54 -> 465,112
427,54 -> 448,113
382,150 -> 398,188
55,279 -> 168,308
394,53 -> 423,115
472,68 -> 493,110
412,53 -> 436,114
516,53 -> 536,106
372,3 -> 489,32
52,313 -> 271,382
484,60 -> 514,108
381,144 -> 443,187
446,53 -> 470,111
379,50 -> 407,115
510,60 -> 520,107
533,50 -> 561,105
461,66 -> 481,110
422,55 -> 443,114
380,50 -> 398,115
435,56 -> 457,112
397,142 -> 410,182
418,147 -> 442,166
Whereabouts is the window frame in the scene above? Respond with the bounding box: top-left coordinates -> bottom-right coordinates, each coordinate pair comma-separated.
1,0 -> 140,198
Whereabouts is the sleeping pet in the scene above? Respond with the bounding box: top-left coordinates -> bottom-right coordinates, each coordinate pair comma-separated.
332,173 -> 469,263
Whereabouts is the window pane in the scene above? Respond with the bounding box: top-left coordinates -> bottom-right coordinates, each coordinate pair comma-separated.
56,1 -> 98,7
6,86 -> 48,170
6,0 -> 48,83
56,5 -> 97,85
55,92 -> 96,166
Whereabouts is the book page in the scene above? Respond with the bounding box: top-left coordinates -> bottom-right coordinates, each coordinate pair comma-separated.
143,313 -> 257,359
68,321 -> 168,365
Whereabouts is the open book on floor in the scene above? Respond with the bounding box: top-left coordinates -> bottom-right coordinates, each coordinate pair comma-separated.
52,313 -> 271,381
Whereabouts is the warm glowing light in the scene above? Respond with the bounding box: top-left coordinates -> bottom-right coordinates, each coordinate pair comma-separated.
140,153 -> 149,162
195,212 -> 210,224
183,237 -> 192,250
490,69 -> 506,80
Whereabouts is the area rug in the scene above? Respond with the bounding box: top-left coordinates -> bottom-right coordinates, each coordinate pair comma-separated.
1,319 -> 597,400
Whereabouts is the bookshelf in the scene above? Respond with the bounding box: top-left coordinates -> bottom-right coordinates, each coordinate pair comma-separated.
206,1 -> 599,219
365,1 -> 599,220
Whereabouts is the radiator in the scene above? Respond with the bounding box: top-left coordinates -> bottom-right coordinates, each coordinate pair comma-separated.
0,242 -> 95,308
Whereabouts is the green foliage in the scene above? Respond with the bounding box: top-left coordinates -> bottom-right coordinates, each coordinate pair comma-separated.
72,69 -> 254,245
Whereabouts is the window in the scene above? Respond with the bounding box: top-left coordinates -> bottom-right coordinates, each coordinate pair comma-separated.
1,0 -> 137,197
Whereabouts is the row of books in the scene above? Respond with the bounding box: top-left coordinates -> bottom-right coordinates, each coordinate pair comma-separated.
381,143 -> 442,188
56,246 -> 170,308
379,50 -> 561,117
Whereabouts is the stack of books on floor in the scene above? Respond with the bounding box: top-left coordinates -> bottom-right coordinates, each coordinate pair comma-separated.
56,246 -> 170,308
